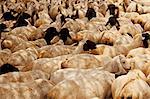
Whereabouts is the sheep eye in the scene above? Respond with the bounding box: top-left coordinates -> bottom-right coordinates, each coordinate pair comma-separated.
122,61 -> 125,64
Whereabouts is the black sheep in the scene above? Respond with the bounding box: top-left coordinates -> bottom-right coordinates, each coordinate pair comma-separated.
0,23 -> 7,38
12,12 -> 31,28
142,33 -> 150,48
60,14 -> 67,24
16,12 -> 31,20
0,63 -> 19,75
59,28 -> 71,43
105,15 -> 120,30
71,10 -> 79,20
31,10 -> 39,26
85,8 -> 96,20
44,27 -> 58,45
83,40 -> 96,51
0,23 -> 7,33
106,15 -> 119,26
13,18 -> 29,28
107,4 -> 118,15
1,11 -> 16,21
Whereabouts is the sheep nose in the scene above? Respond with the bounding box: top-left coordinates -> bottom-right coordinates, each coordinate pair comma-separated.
124,66 -> 131,72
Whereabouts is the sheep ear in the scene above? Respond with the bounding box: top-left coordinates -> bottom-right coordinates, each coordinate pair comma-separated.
117,56 -> 130,73
116,56 -> 122,64
113,56 -> 122,68
118,55 -> 126,63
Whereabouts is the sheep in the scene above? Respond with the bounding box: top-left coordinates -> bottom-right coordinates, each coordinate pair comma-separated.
0,63 -> 19,75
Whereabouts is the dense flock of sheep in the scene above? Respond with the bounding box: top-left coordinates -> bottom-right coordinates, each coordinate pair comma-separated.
0,0 -> 150,99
